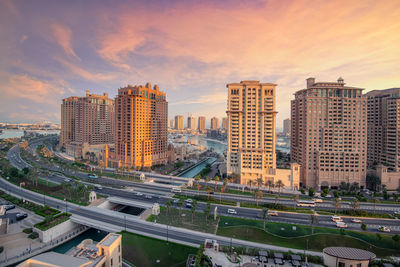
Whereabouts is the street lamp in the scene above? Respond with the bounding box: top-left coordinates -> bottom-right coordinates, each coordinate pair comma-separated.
64,198 -> 67,213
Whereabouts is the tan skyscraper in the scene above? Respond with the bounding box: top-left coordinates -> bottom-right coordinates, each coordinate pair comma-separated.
221,117 -> 228,130
198,116 -> 206,133
227,81 -> 277,184
283,118 -> 291,135
187,115 -> 196,130
112,83 -> 168,168
60,91 -> 114,158
365,88 -> 400,171
175,115 -> 184,130
291,77 -> 367,188
210,117 -> 219,130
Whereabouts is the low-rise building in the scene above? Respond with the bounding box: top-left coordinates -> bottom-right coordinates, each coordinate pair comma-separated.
323,247 -> 375,267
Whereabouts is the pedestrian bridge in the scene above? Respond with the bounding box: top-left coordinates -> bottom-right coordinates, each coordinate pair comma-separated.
107,196 -> 154,209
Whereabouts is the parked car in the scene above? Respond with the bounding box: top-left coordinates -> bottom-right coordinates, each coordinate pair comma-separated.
331,215 -> 343,222
185,203 -> 192,209
227,209 -> 237,215
336,221 -> 348,228
144,195 -> 152,199
16,213 -> 28,221
3,204 -> 15,211
378,226 -> 391,232
185,198 -> 193,203
268,210 -> 278,216
313,198 -> 323,203
351,218 -> 362,223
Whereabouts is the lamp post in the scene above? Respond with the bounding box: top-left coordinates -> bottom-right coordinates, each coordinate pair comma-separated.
64,198 -> 67,213
124,215 -> 126,231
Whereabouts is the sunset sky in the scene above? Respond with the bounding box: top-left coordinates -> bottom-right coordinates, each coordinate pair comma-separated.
1,0 -> 399,128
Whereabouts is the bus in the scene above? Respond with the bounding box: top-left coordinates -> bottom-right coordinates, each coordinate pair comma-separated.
296,200 -> 316,207
88,173 -> 98,179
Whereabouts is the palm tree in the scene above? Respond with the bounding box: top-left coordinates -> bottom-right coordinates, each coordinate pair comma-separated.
205,177 -> 210,188
194,175 -> 201,195
98,160 -> 104,177
333,198 -> 341,214
247,180 -> 253,193
206,186 -> 212,200
254,190 -> 263,207
276,180 -> 284,196
311,213 -> 318,234
351,199 -> 360,213
191,200 -> 197,223
262,208 -> 268,231
178,198 -> 184,217
166,200 -> 172,216
265,180 -> 274,193
293,195 -> 299,211
373,197 -> 379,214
256,177 -> 263,190
214,176 -> 220,191
274,195 -> 279,206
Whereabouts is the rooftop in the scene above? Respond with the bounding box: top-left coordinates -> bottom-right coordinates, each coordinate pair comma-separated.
323,247 -> 376,261
98,233 -> 121,247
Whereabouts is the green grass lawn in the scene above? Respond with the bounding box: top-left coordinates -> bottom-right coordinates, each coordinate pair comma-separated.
120,231 -> 198,267
148,207 -> 219,234
217,216 -> 400,257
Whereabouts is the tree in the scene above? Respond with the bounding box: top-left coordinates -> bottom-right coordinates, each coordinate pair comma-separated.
262,208 -> 268,231
247,180 -> 253,193
366,173 -> 380,191
392,234 -> 400,244
194,175 -> 201,195
98,160 -> 105,177
44,170 -> 49,187
276,180 -> 284,196
293,195 -> 299,211
22,167 -> 30,175
351,199 -> 360,212
206,186 -> 212,200
256,177 -> 263,190
214,176 -> 220,191
333,198 -> 341,214
220,179 -> 227,203
191,200 -> 197,223
361,223 -> 367,231
311,213 -> 318,235
350,182 -> 360,192
373,197 -> 379,214
205,177 -> 210,188
308,187 -> 315,197
265,180 -> 274,193
274,195 -> 279,206
254,189 -> 263,207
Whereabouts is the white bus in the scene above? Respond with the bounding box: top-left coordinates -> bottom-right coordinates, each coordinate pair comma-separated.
171,187 -> 182,193
296,200 -> 316,207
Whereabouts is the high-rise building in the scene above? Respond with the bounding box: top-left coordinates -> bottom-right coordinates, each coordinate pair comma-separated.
112,83 -> 168,168
365,88 -> 400,171
198,116 -> 206,133
283,118 -> 291,135
169,119 -> 175,129
226,81 -> 277,184
210,117 -> 219,130
221,117 -> 228,130
291,77 -> 367,188
187,115 -> 196,130
60,90 -> 114,158
175,115 -> 184,130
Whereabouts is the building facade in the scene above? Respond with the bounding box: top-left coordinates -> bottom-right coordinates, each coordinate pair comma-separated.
111,83 -> 168,169
291,78 -> 367,188
187,115 -> 197,130
365,88 -> 400,171
175,115 -> 184,130
210,117 -> 219,130
198,116 -> 206,133
60,91 -> 114,158
283,118 -> 291,135
169,119 -> 175,129
221,117 -> 228,130
226,81 -> 277,185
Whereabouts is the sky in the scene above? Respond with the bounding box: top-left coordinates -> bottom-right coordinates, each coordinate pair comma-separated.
0,0 -> 400,128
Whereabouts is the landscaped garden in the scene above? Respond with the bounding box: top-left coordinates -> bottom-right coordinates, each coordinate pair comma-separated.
34,213 -> 70,231
120,231 -> 198,267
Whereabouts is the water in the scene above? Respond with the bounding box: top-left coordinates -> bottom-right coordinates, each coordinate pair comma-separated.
0,130 -> 60,139
51,228 -> 108,254
119,206 -> 145,216
178,157 -> 216,178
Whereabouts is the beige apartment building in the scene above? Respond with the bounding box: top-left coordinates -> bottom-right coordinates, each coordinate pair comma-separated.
283,118 -> 291,135
226,81 -> 278,185
110,83 -> 168,169
291,78 -> 367,188
221,117 -> 228,130
210,117 -> 219,130
60,90 -> 114,159
187,115 -> 196,130
198,116 -> 206,133
175,115 -> 184,130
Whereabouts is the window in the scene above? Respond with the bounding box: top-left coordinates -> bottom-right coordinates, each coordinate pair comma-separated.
338,262 -> 345,267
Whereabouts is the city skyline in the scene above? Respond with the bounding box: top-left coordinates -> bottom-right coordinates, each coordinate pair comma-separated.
1,0 -> 400,126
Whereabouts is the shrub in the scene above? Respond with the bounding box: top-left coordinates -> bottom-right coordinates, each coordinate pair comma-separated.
28,232 -> 39,239
308,188 -> 315,197
23,228 -> 33,234
361,223 -> 367,231
300,188 -> 305,194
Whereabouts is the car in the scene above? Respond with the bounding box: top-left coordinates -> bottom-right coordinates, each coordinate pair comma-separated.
351,218 -> 362,223
331,215 -> 343,222
209,191 -> 214,195
336,222 -> 348,228
313,198 -> 323,203
227,209 -> 237,214
144,195 -> 152,199
16,213 -> 28,221
378,226 -> 391,232
268,210 -> 278,216
394,211 -> 400,215
3,204 -> 15,211
185,198 -> 193,203
185,203 -> 192,209
136,192 -> 143,196
173,199 -> 179,204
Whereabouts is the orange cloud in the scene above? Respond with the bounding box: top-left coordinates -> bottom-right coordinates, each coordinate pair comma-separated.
51,23 -> 80,60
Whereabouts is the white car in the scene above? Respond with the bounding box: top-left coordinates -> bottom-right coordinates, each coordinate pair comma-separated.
331,216 -> 343,222
268,210 -> 279,216
378,226 -> 391,232
185,199 -> 193,203
336,222 -> 348,228
351,218 -> 362,223
136,192 -> 143,196
227,209 -> 237,214
313,198 -> 323,203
